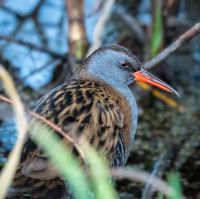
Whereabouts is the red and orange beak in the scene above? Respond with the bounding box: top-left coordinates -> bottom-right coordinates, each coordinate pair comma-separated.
133,68 -> 180,97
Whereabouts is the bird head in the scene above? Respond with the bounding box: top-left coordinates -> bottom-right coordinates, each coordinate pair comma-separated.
85,44 -> 179,97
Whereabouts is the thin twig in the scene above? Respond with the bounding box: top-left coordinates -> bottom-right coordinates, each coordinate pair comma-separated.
141,152 -> 166,199
114,6 -> 146,44
87,0 -> 115,56
0,34 -> 66,59
144,23 -> 200,69
0,94 -> 73,144
0,66 -> 27,198
86,0 -> 106,17
111,167 -> 186,199
0,94 -> 85,159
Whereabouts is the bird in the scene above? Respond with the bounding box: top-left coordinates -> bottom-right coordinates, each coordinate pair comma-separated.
8,44 -> 179,199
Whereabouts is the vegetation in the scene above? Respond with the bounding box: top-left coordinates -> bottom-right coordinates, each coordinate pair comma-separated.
0,0 -> 200,198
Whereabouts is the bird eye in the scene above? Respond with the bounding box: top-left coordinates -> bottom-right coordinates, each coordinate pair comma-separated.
121,62 -> 129,68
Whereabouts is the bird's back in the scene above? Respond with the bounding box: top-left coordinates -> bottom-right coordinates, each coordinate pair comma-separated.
9,78 -> 132,199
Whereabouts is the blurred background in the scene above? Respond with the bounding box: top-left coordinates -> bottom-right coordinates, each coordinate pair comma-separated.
0,0 -> 199,198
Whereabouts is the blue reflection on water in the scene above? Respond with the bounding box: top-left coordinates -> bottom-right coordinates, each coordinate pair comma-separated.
0,0 -> 98,89
137,0 -> 151,25
0,0 -> 101,161
4,0 -> 41,15
0,120 -> 16,165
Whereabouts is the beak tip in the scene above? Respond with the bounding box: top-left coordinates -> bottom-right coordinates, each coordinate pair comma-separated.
176,92 -> 181,98
171,88 -> 180,98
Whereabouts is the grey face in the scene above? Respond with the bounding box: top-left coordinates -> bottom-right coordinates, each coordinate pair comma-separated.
84,44 -> 180,98
86,45 -> 142,86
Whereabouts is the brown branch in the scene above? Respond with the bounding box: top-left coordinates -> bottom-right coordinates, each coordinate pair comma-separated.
0,35 -> 66,59
114,6 -> 146,44
144,23 -> 200,69
66,0 -> 88,62
0,94 -> 84,159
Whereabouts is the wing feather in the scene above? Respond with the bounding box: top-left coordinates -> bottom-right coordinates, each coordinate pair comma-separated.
15,79 -> 126,184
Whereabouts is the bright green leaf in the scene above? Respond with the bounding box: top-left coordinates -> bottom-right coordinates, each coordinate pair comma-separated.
150,0 -> 163,57
168,172 -> 182,199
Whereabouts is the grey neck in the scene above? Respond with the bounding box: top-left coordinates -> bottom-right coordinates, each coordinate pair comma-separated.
85,68 -> 138,153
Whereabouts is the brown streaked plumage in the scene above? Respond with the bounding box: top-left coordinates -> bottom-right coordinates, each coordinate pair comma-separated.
8,45 -> 179,199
